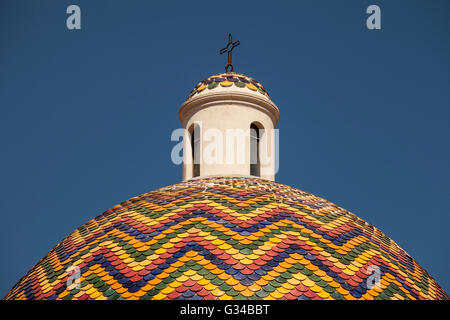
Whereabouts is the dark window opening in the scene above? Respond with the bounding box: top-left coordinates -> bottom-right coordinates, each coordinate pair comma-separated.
250,123 -> 260,177
191,124 -> 200,177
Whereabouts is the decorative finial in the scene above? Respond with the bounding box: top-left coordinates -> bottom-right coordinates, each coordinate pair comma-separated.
219,33 -> 240,73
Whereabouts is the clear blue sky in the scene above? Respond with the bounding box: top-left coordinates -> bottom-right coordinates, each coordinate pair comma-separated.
0,0 -> 449,297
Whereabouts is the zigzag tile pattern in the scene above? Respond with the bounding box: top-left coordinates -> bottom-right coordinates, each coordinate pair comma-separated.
5,177 -> 448,300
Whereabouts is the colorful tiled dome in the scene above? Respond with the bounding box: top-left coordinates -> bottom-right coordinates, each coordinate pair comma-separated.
187,72 -> 269,100
5,177 -> 448,300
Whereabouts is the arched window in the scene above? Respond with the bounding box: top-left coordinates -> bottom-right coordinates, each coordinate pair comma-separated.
190,123 -> 201,177
250,123 -> 260,177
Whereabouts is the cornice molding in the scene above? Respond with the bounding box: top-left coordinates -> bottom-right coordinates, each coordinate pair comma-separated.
179,91 -> 279,127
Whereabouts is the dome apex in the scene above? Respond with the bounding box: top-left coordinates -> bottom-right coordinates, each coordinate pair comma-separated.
186,72 -> 270,101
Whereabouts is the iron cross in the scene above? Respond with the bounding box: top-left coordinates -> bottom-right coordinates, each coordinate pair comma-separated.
220,33 -> 240,73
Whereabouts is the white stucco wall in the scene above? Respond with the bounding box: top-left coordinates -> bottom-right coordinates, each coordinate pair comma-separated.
179,82 -> 279,181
